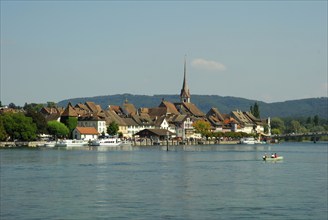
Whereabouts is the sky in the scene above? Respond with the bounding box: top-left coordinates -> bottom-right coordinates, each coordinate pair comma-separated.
1,1 -> 327,106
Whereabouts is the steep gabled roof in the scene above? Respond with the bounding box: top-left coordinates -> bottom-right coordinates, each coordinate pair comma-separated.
61,102 -> 78,117
159,100 -> 180,115
231,110 -> 253,125
131,114 -> 154,126
148,107 -> 167,118
85,101 -> 100,113
122,117 -> 139,126
104,110 -> 127,126
122,101 -> 137,116
182,102 -> 205,117
207,108 -> 224,121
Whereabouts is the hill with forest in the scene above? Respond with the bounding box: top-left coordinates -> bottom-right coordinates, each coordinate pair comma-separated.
58,94 -> 328,119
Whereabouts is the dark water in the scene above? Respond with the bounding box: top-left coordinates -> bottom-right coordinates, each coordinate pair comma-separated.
1,143 -> 327,220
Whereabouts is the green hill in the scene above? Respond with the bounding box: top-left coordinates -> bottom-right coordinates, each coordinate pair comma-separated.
58,94 -> 327,119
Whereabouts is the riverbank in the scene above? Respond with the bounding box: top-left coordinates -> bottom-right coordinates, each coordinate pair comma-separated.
0,140 -> 240,148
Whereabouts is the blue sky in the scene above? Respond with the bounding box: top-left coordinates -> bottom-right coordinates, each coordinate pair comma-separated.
1,1 -> 327,106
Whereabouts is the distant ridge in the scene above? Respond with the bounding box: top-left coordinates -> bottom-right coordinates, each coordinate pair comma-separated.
58,94 -> 328,119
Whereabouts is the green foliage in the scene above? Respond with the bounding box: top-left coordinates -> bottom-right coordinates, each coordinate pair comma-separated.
24,103 -> 44,112
313,115 -> 319,126
271,117 -> 285,133
271,128 -> 282,135
47,121 -> 69,138
0,117 -> 8,141
107,121 -> 119,136
47,102 -> 57,108
25,109 -> 48,134
60,117 -> 77,138
0,112 -> 37,141
250,102 -> 260,118
192,120 -> 211,137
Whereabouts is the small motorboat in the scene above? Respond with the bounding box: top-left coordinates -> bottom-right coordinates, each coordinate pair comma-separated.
262,155 -> 284,161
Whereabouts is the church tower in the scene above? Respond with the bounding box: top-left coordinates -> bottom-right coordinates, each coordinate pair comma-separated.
180,56 -> 191,103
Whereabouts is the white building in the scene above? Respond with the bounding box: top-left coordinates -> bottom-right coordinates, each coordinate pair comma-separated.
72,127 -> 99,140
77,116 -> 107,135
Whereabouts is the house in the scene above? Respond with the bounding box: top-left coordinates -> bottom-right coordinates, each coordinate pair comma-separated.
77,116 -> 107,135
104,109 -> 128,137
40,106 -> 63,122
158,100 -> 180,115
230,110 -> 256,134
122,117 -> 140,138
168,114 -> 195,139
72,127 -> 99,140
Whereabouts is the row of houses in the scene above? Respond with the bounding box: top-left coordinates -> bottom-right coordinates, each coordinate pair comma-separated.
40,60 -> 270,140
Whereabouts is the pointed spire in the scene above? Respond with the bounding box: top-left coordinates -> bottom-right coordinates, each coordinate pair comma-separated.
180,55 -> 190,103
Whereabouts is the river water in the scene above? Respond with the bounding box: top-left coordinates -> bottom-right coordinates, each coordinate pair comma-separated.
0,142 -> 327,220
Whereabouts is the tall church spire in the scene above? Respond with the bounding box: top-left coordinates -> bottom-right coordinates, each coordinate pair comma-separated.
180,55 -> 191,103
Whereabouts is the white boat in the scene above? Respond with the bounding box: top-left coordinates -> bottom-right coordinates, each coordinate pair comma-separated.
55,139 -> 89,147
240,137 -> 255,144
43,141 -> 57,148
262,155 -> 284,161
90,137 -> 122,147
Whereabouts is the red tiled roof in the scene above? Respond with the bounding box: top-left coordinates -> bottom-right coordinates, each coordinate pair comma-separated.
75,127 -> 99,135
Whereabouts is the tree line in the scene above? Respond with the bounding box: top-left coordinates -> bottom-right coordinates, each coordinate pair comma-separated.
0,103 -> 120,141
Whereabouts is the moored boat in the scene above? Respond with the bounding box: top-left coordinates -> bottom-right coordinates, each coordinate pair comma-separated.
240,137 -> 255,144
44,141 -> 57,148
90,137 -> 122,147
55,139 -> 89,147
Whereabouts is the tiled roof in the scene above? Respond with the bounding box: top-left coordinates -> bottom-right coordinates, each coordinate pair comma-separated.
148,107 -> 167,117
135,129 -> 174,137
182,102 -> 205,117
104,110 -> 127,126
159,101 -> 180,115
75,127 -> 99,135
231,111 -> 253,125
61,103 -> 78,117
207,108 -> 224,121
122,117 -> 139,126
123,103 -> 137,116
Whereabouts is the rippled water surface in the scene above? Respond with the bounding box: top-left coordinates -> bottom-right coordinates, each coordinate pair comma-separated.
1,143 -> 327,219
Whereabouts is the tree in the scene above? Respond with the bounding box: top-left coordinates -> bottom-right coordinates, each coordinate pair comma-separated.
0,117 -> 8,141
47,102 -> 57,108
8,103 -> 16,109
107,121 -> 119,136
25,109 -> 48,135
288,120 -> 307,133
60,117 -> 77,138
313,115 -> 319,126
47,121 -> 69,138
1,112 -> 37,141
271,117 -> 285,134
192,120 -> 211,137
24,103 -> 44,112
250,102 -> 260,118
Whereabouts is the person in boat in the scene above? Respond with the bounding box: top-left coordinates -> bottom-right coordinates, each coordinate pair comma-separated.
271,153 -> 275,158
274,153 -> 278,158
